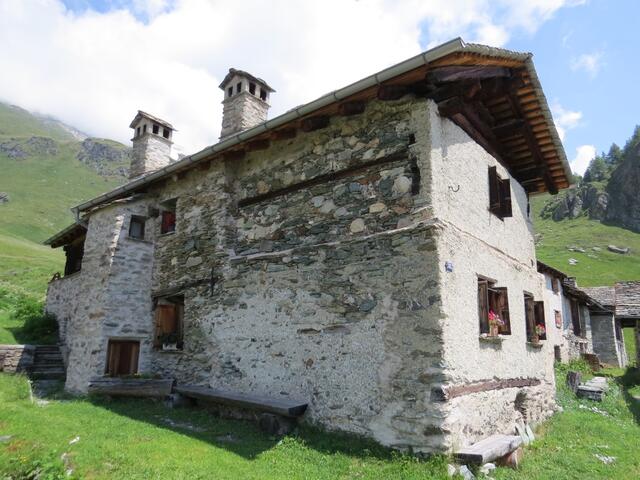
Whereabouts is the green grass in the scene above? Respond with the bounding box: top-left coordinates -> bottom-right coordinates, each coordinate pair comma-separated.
0,374 -> 450,480
623,328 -> 637,366
494,362 -> 640,479
531,194 -> 640,286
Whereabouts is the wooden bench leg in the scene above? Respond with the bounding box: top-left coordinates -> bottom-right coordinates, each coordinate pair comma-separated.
258,413 -> 295,435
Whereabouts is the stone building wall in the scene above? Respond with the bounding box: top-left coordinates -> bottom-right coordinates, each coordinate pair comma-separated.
426,104 -> 556,448
590,312 -> 622,366
220,90 -> 269,139
0,345 -> 35,373
130,133 -> 172,178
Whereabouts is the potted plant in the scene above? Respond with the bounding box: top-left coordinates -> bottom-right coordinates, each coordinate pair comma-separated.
160,333 -> 179,351
488,310 -> 504,337
533,324 -> 546,344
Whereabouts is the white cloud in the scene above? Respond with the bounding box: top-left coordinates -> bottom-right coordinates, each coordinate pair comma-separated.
551,102 -> 582,141
570,144 -> 596,176
0,0 -> 584,154
571,51 -> 604,77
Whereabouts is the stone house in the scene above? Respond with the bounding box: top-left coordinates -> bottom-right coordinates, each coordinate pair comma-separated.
45,38 -> 573,453
583,282 -> 640,367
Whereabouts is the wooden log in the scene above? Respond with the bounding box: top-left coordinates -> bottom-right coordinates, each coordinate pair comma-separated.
175,385 -> 308,418
565,371 -> 581,393
427,66 -> 512,84
433,377 -> 541,401
88,377 -> 174,398
454,435 -> 523,464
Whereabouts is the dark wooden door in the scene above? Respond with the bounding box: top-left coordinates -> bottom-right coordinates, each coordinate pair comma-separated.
106,340 -> 140,376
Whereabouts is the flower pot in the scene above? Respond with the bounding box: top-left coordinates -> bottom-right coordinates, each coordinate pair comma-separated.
489,324 -> 499,337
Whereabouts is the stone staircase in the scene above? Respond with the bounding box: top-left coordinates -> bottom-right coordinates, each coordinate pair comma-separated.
29,345 -> 66,380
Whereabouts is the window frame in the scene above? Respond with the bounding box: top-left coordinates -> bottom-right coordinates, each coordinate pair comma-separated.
128,215 -> 146,240
153,295 -> 184,350
488,166 -> 513,220
478,277 -> 511,335
159,198 -> 177,235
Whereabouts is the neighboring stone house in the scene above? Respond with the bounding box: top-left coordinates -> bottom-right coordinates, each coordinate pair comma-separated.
44,38 -> 573,453
537,261 -> 598,363
584,282 -> 640,367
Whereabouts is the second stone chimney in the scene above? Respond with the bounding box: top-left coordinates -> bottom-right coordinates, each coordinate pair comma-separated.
219,69 -> 274,140
129,110 -> 174,179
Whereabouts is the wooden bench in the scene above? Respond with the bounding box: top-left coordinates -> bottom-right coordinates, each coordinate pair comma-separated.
88,377 -> 174,398
174,385 -> 308,418
454,434 -> 523,464
174,385 -> 308,434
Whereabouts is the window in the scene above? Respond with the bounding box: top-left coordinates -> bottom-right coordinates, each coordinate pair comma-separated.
478,278 -> 511,335
63,236 -> 85,276
488,166 -> 512,219
105,340 -> 140,376
154,295 -> 184,350
136,126 -> 141,137
249,82 -> 256,95
260,88 -> 267,101
160,199 -> 177,234
525,294 -> 546,342
236,82 -> 242,93
554,310 -> 562,329
152,124 -> 159,135
551,277 -> 559,294
162,127 -> 170,139
228,86 -> 233,97
143,124 -> 147,134
129,215 -> 146,240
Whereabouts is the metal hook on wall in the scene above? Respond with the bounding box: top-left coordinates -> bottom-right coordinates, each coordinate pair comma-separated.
448,184 -> 460,193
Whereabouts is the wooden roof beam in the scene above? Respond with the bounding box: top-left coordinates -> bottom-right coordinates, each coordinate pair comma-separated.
426,66 -> 512,84
300,115 -> 330,132
338,101 -> 366,116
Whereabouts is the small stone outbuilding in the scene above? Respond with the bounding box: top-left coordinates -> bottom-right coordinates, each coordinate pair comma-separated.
45,39 -> 573,453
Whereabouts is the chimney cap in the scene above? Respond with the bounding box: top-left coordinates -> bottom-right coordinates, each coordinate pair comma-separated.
129,110 -> 175,130
218,68 -> 275,93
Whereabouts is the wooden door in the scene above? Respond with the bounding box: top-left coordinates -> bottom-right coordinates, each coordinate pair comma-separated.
106,340 -> 140,376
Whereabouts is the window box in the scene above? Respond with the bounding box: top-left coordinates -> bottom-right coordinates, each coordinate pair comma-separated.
527,341 -> 544,350
479,334 -> 505,343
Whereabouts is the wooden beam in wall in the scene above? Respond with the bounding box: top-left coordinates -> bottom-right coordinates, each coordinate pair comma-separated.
300,116 -> 330,132
426,66 -> 512,84
246,138 -> 271,152
337,101 -> 366,116
271,128 -> 297,141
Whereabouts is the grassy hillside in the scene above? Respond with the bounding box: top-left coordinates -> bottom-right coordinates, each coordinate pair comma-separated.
0,103 -> 76,142
532,193 -> 640,287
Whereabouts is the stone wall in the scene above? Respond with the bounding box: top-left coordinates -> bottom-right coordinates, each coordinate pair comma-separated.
130,133 -> 171,178
0,345 -> 35,373
220,89 -> 269,139
590,312 -> 622,366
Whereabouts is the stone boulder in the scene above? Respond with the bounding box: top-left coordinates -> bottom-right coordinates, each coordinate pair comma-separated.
0,192 -> 8,204
607,244 -> 629,254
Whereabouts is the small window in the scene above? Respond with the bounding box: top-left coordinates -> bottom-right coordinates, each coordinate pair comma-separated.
143,124 -> 147,134
136,126 -> 141,137
551,278 -> 559,294
105,340 -> 140,376
478,278 -> 511,335
488,166 -> 512,219
554,345 -> 562,362
260,88 -> 267,101
154,295 -> 184,350
236,82 -> 242,93
160,199 -> 177,234
249,82 -> 256,95
525,294 -> 546,342
162,127 -> 170,139
129,215 -> 146,240
554,309 -> 562,329
227,86 -> 233,97
152,124 -> 159,135
570,298 -> 583,337
63,236 -> 85,276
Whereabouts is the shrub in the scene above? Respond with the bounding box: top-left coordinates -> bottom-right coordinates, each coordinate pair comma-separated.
8,292 -> 58,345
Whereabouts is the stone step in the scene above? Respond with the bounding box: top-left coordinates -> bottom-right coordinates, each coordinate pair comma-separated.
30,370 -> 65,379
33,359 -> 64,366
35,346 -> 61,352
31,365 -> 65,372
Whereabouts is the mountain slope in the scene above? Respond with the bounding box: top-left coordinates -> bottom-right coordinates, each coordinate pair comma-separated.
0,102 -> 129,297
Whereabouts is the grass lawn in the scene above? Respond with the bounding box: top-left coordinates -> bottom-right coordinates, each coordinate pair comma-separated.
623,328 -> 637,367
1,363 -> 639,480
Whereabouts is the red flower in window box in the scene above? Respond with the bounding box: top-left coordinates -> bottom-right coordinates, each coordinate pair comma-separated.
488,310 -> 504,336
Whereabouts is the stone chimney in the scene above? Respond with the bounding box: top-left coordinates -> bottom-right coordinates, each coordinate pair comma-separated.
219,69 -> 274,140
129,111 -> 174,179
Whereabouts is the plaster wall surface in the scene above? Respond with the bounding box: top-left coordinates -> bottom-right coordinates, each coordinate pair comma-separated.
426,103 -> 556,447
590,312 -> 623,366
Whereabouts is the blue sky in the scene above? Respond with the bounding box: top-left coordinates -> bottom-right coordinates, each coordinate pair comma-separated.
2,0 -> 637,174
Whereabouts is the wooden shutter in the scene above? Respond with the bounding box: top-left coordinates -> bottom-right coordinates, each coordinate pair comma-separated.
525,296 -> 536,342
488,166 -> 501,215
161,211 -> 176,234
551,278 -> 559,294
478,280 -> 489,334
106,340 -> 140,376
154,304 -> 177,347
494,287 -> 511,334
534,301 -> 546,340
499,178 -> 512,218
570,299 -> 582,337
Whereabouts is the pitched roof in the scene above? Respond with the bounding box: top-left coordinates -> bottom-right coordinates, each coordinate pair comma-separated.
218,68 -> 275,92
582,286 -> 616,308
64,38 -> 570,220
129,110 -> 174,130
537,261 -> 568,280
614,281 -> 640,318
